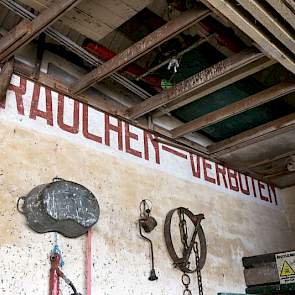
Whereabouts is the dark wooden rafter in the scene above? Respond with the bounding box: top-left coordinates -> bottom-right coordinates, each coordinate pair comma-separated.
12,59 -> 208,156
0,0 -> 82,62
71,6 -> 211,95
208,113 -> 295,156
126,48 -> 269,119
0,58 -> 14,100
246,150 -> 295,170
153,56 -> 274,117
171,82 -> 295,138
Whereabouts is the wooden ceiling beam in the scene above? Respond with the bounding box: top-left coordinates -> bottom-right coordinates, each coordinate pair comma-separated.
0,0 -> 82,62
0,58 -> 14,100
236,0 -> 295,55
265,0 -> 295,31
126,48 -> 266,119
153,56 -> 274,117
12,59 -> 209,156
171,82 -> 295,138
201,0 -> 295,74
71,7 -> 210,95
208,113 -> 295,156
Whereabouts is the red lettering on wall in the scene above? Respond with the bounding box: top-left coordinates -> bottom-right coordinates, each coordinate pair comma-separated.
29,85 -> 53,126
238,173 -> 250,195
227,168 -> 239,192
82,104 -> 102,143
0,77 -> 26,115
190,154 -> 201,178
162,145 -> 188,159
143,131 -> 160,164
251,177 -> 257,198
105,114 -> 123,150
57,95 -> 79,134
203,158 -> 216,184
258,180 -> 269,202
215,164 -> 228,188
267,184 -> 278,205
125,122 -> 142,158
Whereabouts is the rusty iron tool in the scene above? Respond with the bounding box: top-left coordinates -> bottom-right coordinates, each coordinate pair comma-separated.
164,207 -> 207,273
139,199 -> 158,281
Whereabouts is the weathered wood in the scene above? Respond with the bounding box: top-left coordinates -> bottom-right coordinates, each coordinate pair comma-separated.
153,56 -> 274,117
243,252 -> 276,268
0,58 -> 14,100
0,20 -> 32,57
237,0 -> 295,55
126,48 -> 265,119
265,0 -> 295,31
201,0 -> 295,74
19,0 -> 153,42
208,113 -> 295,156
0,0 -> 82,62
71,7 -> 210,94
171,82 -> 295,138
246,283 -> 295,294
244,263 -> 279,286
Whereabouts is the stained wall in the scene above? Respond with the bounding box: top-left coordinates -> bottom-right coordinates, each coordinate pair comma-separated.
0,75 -> 294,295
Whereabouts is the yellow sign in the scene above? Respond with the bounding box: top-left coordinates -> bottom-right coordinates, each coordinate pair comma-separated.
280,261 -> 295,277
276,251 -> 295,284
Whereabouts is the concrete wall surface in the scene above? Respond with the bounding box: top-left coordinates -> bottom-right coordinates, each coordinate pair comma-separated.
0,75 -> 294,295
281,186 -> 295,238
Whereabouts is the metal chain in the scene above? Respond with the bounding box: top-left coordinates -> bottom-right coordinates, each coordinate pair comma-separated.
193,242 -> 204,295
182,273 -> 192,295
179,209 -> 189,250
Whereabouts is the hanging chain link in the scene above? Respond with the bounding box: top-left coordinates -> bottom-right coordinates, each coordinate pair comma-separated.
193,242 -> 204,295
178,209 -> 204,295
182,273 -> 192,295
179,209 -> 189,251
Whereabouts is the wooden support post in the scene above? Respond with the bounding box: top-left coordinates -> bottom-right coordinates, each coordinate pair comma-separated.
0,0 -> 81,62
126,48 -> 265,119
71,7 -> 210,94
0,58 -> 14,100
171,82 -> 295,138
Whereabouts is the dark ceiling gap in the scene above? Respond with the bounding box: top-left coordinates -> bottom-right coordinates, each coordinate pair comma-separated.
201,95 -> 295,142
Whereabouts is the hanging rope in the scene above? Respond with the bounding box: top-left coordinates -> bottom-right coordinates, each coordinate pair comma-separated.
52,232 -> 64,268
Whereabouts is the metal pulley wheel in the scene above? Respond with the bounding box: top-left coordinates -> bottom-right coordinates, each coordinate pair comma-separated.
164,207 -> 207,273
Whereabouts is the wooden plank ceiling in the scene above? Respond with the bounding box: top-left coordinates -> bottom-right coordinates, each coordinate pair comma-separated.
18,0 -> 153,41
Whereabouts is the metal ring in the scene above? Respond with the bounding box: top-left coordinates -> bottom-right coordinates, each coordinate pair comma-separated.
52,177 -> 64,182
139,199 -> 152,217
164,207 -> 207,273
17,196 -> 25,214
182,273 -> 191,286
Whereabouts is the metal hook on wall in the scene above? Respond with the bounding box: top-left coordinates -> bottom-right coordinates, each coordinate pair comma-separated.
138,199 -> 158,281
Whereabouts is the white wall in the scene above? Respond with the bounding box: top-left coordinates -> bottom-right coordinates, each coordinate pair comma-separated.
0,75 -> 294,295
